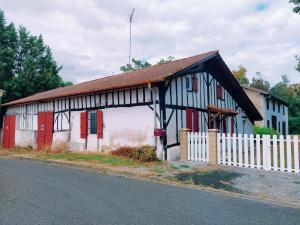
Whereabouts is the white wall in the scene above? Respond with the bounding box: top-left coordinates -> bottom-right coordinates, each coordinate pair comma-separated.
15,129 -> 37,149
68,106 -> 163,154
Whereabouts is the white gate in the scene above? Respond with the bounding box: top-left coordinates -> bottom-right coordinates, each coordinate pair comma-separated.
217,133 -> 300,173
187,132 -> 209,162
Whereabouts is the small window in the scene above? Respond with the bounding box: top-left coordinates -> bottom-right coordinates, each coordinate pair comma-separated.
278,122 -> 280,132
217,84 -> 222,99
88,111 -> 97,134
278,102 -> 280,113
186,76 -> 193,92
271,115 -> 277,130
283,106 -> 285,115
266,99 -> 269,110
267,120 -> 270,128
273,99 -> 275,111
282,122 -> 286,135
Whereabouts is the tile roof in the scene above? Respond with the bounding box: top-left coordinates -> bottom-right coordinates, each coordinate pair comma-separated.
3,50 -> 218,106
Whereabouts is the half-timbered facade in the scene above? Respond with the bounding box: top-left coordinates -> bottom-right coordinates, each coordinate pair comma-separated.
1,51 -> 262,160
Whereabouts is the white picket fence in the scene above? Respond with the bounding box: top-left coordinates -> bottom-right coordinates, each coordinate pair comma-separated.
217,133 -> 300,173
187,132 -> 209,162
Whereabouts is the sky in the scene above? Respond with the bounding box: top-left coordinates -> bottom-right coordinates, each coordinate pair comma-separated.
1,0 -> 300,85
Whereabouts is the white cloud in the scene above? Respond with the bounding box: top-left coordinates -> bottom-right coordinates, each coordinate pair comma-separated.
1,0 -> 299,84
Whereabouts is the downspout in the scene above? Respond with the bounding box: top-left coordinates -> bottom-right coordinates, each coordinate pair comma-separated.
148,83 -> 158,150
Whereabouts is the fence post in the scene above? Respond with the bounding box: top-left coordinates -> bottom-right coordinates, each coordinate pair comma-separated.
180,129 -> 191,160
208,129 -> 218,165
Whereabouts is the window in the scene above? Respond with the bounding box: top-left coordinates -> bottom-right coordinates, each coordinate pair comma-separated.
217,84 -> 223,99
271,115 -> 277,130
278,121 -> 280,132
266,99 -> 269,110
267,120 -> 270,128
282,122 -> 286,135
283,106 -> 285,115
273,99 -> 275,111
278,102 -> 280,113
88,111 -> 97,134
186,76 -> 193,91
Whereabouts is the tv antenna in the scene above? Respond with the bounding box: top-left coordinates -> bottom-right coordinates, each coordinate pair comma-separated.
128,8 -> 135,65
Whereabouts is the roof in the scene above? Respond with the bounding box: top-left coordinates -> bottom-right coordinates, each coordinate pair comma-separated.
3,50 -> 218,106
241,85 -> 288,106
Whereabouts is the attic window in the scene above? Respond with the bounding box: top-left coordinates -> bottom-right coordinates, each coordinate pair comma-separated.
217,84 -> 223,99
186,76 -> 193,92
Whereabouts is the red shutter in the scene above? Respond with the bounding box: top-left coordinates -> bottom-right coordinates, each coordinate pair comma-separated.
192,77 -> 198,92
97,110 -> 103,139
193,110 -> 199,132
9,115 -> 16,148
3,116 -> 9,148
217,84 -> 222,99
231,117 -> 235,135
223,118 -> 227,133
186,109 -> 193,130
80,112 -> 88,139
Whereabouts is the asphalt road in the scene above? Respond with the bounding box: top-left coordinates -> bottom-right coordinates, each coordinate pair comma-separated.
0,158 -> 299,225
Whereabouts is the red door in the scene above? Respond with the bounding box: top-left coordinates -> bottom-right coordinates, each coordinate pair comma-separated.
3,115 -> 16,148
37,112 -> 53,150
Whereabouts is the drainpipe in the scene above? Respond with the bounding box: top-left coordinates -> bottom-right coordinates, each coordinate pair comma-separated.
148,83 -> 158,150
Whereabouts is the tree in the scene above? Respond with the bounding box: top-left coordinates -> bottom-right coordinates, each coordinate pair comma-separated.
157,56 -> 175,65
120,56 -> 175,72
0,10 -> 71,103
250,72 -> 270,91
296,55 -> 300,73
232,65 -> 249,85
290,0 -> 300,14
271,75 -> 300,134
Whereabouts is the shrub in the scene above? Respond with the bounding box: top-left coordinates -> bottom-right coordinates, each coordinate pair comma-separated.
111,146 -> 135,158
131,145 -> 157,162
111,145 -> 157,162
253,126 -> 280,136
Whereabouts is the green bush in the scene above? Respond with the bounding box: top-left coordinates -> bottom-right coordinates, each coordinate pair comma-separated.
253,126 -> 280,136
111,145 -> 157,162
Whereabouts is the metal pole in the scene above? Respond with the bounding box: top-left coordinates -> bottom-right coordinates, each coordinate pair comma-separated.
129,8 -> 135,65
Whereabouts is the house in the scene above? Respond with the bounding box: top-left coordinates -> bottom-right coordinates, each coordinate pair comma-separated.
1,51 -> 262,160
242,85 -> 288,135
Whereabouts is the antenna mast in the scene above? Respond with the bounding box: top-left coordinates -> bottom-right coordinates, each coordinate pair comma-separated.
129,8 -> 135,65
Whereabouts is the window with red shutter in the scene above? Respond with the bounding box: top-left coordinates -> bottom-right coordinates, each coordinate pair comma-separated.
97,110 -> 103,139
192,76 -> 198,92
217,84 -> 222,99
186,108 -> 193,130
80,112 -> 88,139
193,110 -> 199,132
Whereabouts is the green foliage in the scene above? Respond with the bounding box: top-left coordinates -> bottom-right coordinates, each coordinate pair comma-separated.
157,56 -> 175,65
296,55 -> 300,73
120,58 -> 152,72
290,0 -> 300,14
270,75 -> 300,134
112,145 -> 157,162
253,126 -> 280,136
232,65 -> 249,85
0,10 -> 71,103
120,56 -> 175,72
250,72 -> 270,91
